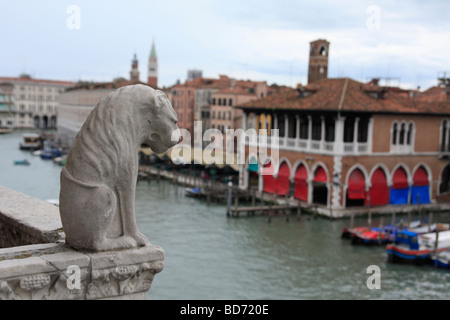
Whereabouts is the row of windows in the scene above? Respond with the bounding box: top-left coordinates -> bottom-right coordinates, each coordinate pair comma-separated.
211,110 -> 232,120
18,104 -> 56,112
19,86 -> 63,93
16,94 -> 57,101
211,98 -> 233,106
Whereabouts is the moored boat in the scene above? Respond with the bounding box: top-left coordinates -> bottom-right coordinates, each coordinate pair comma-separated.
19,133 -> 41,150
14,159 -> 30,166
431,249 -> 450,269
387,230 -> 450,264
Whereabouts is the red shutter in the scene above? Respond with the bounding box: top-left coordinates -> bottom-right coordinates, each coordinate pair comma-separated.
392,167 -> 408,189
347,169 -> 366,200
262,162 -> 276,194
413,166 -> 428,186
314,166 -> 327,183
276,162 -> 290,196
369,168 -> 389,206
294,165 -> 308,201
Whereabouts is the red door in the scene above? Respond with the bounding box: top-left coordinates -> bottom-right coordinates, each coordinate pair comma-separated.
262,162 -> 276,194
294,164 -> 308,201
369,168 -> 389,206
276,162 -> 290,196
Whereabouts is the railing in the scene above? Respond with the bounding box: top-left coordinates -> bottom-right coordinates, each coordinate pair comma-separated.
245,135 -> 370,155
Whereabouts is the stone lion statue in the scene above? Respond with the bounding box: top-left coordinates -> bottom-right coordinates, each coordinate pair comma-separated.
59,85 -> 180,251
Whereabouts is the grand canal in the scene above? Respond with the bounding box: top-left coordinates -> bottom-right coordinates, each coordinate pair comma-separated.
0,130 -> 449,299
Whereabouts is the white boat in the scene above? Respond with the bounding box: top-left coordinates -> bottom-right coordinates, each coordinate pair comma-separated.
19,133 -> 41,150
431,249 -> 450,269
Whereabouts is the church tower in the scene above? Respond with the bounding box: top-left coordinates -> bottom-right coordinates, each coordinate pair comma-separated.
308,39 -> 330,84
130,53 -> 140,82
148,39 -> 158,88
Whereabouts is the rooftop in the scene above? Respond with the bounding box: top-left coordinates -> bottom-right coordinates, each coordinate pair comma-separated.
237,77 -> 450,115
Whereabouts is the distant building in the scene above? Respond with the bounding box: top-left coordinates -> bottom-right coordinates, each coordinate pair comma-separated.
0,75 -> 74,129
57,79 -> 149,147
0,83 -> 14,129
147,39 -> 158,89
210,79 -> 268,134
130,53 -> 140,82
187,69 -> 202,81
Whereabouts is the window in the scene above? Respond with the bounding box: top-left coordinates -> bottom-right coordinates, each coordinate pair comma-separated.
325,117 -> 335,142
299,117 -> 309,139
391,120 -> 414,152
228,111 -> 232,120
212,98 -> 216,105
343,117 -> 354,142
312,116 -> 321,141
218,98 -> 222,106
229,99 -> 233,106
441,119 -> 450,152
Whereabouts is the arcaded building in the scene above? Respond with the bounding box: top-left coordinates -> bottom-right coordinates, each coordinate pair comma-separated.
236,39 -> 450,213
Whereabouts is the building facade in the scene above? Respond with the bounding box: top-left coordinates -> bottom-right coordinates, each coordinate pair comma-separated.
0,75 -> 74,129
0,83 -> 14,129
237,77 -> 450,214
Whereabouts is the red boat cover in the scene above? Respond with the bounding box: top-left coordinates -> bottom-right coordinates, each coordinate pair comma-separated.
347,169 -> 366,200
262,162 -> 276,194
276,162 -> 290,196
294,164 -> 308,201
413,166 -> 428,186
369,168 -> 389,206
392,167 -> 408,189
313,166 -> 327,183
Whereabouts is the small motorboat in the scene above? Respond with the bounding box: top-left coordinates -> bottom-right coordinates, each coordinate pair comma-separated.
185,187 -> 205,198
14,159 -> 30,166
387,230 -> 450,264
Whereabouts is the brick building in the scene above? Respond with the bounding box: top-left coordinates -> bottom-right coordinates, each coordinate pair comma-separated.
237,77 -> 450,214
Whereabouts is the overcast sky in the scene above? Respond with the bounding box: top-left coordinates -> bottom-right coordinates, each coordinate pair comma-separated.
1,0 -> 449,90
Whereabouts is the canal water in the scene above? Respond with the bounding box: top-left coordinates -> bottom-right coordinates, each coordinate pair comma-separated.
0,130 -> 449,300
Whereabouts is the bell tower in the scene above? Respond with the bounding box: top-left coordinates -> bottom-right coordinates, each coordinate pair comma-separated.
308,39 -> 329,84
148,38 -> 158,88
130,53 -> 140,82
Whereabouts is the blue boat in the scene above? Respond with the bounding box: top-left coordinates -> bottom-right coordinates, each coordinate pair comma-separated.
14,159 -> 30,166
387,230 -> 450,264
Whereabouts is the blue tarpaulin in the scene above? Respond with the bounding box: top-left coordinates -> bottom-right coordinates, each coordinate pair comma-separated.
410,186 -> 430,204
389,187 -> 409,205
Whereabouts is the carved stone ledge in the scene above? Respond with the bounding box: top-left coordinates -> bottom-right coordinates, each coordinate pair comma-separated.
0,243 -> 164,300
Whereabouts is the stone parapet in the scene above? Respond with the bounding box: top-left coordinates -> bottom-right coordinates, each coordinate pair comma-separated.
0,186 -> 164,300
0,242 -> 164,300
0,186 -> 64,248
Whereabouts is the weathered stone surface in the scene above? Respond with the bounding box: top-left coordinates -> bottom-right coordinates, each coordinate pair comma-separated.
0,243 -> 164,300
59,84 -> 180,252
0,187 -> 64,248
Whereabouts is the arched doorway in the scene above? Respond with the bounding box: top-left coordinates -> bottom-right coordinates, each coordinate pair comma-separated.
411,166 -> 430,204
247,157 -> 259,190
390,167 -> 409,205
369,167 -> 389,206
33,116 -> 40,128
262,161 -> 276,194
42,116 -> 49,129
440,164 -> 450,194
275,162 -> 290,196
346,168 -> 366,207
312,166 -> 328,205
294,164 -> 308,202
